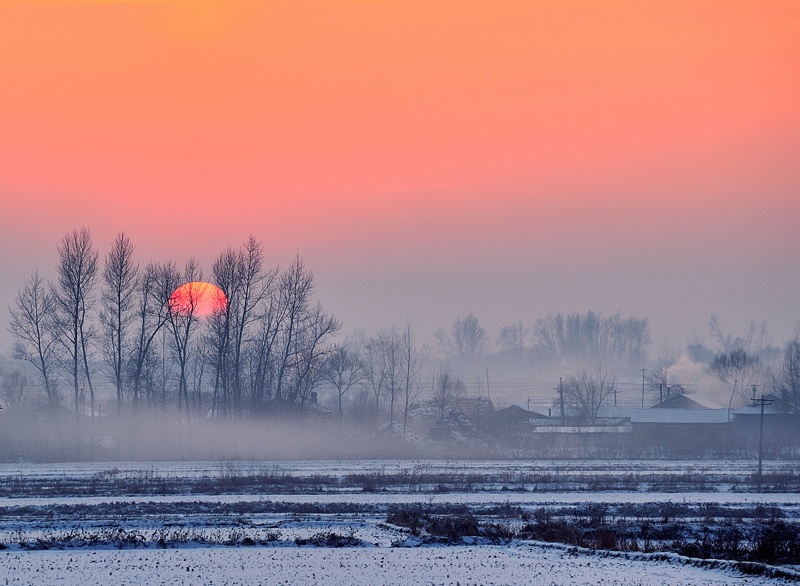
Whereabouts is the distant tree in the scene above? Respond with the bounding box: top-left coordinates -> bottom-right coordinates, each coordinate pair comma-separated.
533,311 -> 649,364
400,324 -> 422,436
430,364 -> 465,421
561,364 -> 616,424
708,315 -> 769,355
8,272 -> 61,408
322,344 -> 366,424
451,313 -> 488,358
365,331 -> 390,422
497,321 -> 529,359
433,325 -> 453,359
771,335 -> 800,414
1,368 -> 29,411
100,232 -> 138,416
379,328 -> 402,424
52,227 -> 99,422
709,348 -> 761,408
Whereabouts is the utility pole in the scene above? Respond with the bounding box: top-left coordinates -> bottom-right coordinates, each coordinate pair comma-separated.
640,369 -> 645,408
485,367 -> 491,403
751,386 -> 772,492
559,377 -> 565,425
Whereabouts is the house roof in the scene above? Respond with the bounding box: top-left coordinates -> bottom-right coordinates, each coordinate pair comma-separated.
597,405 -> 730,424
492,404 -> 549,426
651,393 -> 709,409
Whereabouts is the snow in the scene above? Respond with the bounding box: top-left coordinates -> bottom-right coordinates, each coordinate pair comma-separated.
0,544 -> 783,586
0,459 -> 797,585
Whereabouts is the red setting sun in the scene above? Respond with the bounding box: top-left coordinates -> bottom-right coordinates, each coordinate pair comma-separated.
168,281 -> 227,317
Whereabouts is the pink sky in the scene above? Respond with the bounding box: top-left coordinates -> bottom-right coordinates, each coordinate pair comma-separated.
1,1 -> 799,351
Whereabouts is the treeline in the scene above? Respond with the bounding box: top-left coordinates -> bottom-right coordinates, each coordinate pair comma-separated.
8,229 -> 341,425
436,310 -> 651,365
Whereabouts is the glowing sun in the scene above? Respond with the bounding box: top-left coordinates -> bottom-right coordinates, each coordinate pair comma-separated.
169,281 -> 227,317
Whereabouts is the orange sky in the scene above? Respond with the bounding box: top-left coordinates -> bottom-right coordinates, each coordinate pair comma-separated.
1,0 -> 799,346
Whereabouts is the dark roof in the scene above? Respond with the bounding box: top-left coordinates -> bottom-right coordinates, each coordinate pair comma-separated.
651,393 -> 708,409
493,404 -> 549,426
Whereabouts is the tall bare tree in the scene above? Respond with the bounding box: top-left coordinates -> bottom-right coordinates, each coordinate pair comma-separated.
534,311 -> 650,364
1,368 -> 29,411
375,328 -> 402,425
8,272 -> 60,408
451,313 -> 488,358
209,236 -> 272,417
100,232 -> 138,416
322,344 -> 366,424
400,324 -> 422,436
430,364 -> 465,421
52,227 -> 99,423
497,321 -> 529,359
165,259 -> 202,419
230,236 -> 271,412
290,302 -> 340,412
709,348 -> 761,408
130,262 -> 172,412
772,335 -> 800,413
274,256 -> 313,403
772,334 -> 800,413
208,249 -> 237,416
561,364 -> 616,424
365,334 -> 389,422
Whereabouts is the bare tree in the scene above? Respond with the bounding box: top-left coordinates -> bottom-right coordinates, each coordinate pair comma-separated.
400,324 -> 422,436
8,272 -> 61,408
290,302 -> 341,412
433,325 -> 453,359
430,364 -> 465,421
497,321 -> 529,359
230,236 -> 271,412
274,256 -> 314,403
100,232 -> 138,416
708,315 -> 769,355
771,335 -> 800,413
709,348 -> 761,408
378,328 -> 402,425
451,313 -> 488,358
247,282 -> 282,413
130,262 -> 172,412
322,344 -> 366,424
365,333 -> 389,422
165,259 -> 203,420
208,249 -> 237,416
1,368 -> 29,411
562,364 -> 616,424
533,311 -> 650,364
209,236 -> 272,417
52,227 -> 99,422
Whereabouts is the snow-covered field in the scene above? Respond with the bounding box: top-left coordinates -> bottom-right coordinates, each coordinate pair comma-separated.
0,459 -> 797,585
2,543 -> 784,585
